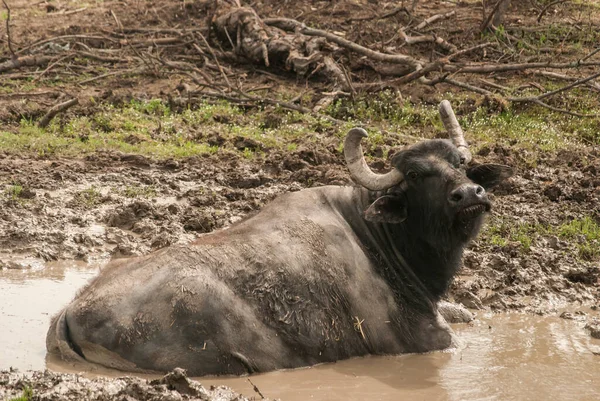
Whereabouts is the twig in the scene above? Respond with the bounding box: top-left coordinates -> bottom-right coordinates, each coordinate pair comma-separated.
32,54 -> 74,83
581,48 -> 600,63
38,98 -> 78,128
2,0 -> 15,59
195,34 -> 231,90
443,60 -> 600,74
0,91 -> 59,98
264,18 -> 423,69
0,55 -> 54,73
532,70 -> 600,91
16,35 -> 119,55
347,6 -> 408,22
480,0 -> 504,32
78,68 -> 142,84
110,9 -> 124,32
414,10 -> 456,31
532,70 -> 600,101
537,0 -> 568,23
247,378 -> 265,399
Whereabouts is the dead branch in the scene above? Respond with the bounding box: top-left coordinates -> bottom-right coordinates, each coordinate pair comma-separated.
16,35 -> 119,55
532,70 -> 600,91
414,10 -> 456,31
443,60 -> 600,74
347,6 -> 408,23
0,55 -> 54,73
480,0 -> 504,32
399,31 -> 457,53
2,0 -> 15,59
78,68 -> 144,84
38,98 -> 78,128
537,0 -> 568,23
264,18 -> 423,69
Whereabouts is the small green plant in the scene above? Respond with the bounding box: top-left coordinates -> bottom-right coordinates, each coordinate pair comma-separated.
9,387 -> 33,401
73,186 -> 103,208
121,185 -> 157,198
6,184 -> 23,201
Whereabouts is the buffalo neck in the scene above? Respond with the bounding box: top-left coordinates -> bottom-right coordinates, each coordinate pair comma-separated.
343,187 -> 464,304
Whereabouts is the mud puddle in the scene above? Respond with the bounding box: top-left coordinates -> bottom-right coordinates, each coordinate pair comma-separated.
0,260 -> 100,370
3,261 -> 600,401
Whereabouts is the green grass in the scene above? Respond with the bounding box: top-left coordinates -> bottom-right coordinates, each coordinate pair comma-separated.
9,387 -> 33,401
0,89 -> 598,162
484,216 -> 600,260
72,186 -> 103,208
5,184 -> 23,201
120,185 -> 157,198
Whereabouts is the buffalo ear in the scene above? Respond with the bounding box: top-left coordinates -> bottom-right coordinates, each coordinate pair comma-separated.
466,164 -> 513,190
364,195 -> 407,224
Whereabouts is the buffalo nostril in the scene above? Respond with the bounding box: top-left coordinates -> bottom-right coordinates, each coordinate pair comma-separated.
475,185 -> 485,195
450,191 -> 463,203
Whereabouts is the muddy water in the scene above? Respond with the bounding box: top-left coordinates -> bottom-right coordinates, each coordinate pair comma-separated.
2,262 -> 600,401
0,260 -> 100,370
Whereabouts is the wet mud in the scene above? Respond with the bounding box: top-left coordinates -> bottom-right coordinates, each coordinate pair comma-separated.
1,145 -> 599,314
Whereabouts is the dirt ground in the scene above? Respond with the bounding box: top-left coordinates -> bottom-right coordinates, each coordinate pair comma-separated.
0,368 -> 263,400
1,0 -> 600,396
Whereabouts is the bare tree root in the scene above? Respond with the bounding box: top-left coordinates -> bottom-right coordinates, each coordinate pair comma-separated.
38,98 -> 79,128
210,0 -> 350,91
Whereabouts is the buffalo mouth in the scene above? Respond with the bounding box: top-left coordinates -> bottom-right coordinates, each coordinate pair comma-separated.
457,203 -> 490,221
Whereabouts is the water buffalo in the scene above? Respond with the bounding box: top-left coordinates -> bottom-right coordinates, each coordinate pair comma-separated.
47,101 -> 512,375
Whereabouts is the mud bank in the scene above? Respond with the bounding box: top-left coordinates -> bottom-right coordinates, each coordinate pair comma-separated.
0,368 -> 260,401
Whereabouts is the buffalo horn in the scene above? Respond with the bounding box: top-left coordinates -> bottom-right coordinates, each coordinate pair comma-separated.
344,127 -> 404,191
438,100 -> 472,164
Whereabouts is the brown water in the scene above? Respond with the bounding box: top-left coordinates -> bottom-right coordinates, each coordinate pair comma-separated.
2,261 -> 600,401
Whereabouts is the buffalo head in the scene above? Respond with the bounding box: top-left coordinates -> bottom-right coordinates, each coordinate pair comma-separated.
344,101 -> 512,249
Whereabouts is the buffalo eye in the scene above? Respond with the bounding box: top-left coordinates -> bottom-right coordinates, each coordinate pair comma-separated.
459,156 -> 466,165
407,171 -> 418,180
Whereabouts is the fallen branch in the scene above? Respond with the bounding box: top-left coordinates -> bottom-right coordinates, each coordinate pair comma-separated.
443,60 -> 600,74
264,17 -> 424,69
532,70 -> 600,91
38,98 -> 78,128
537,0 -> 568,23
347,6 -> 408,23
414,10 -> 456,31
0,55 -> 54,73
2,0 -> 16,58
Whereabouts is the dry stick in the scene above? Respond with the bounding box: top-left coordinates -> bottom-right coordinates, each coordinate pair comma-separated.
0,90 -> 59,98
16,35 -> 119,55
480,0 -> 504,32
522,70 -> 600,102
78,68 -> 142,84
438,76 -> 600,118
75,50 -> 129,64
38,98 -> 78,128
264,18 -> 424,69
32,54 -> 73,83
0,55 -> 54,73
110,9 -> 124,32
443,60 -> 600,74
537,0 -> 568,23
533,70 -> 600,91
581,47 -> 600,62
195,33 -> 232,90
414,10 -> 456,31
347,6 -> 408,22
2,0 -> 15,59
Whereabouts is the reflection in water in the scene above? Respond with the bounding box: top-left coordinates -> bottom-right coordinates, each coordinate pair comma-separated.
0,260 -> 99,370
3,261 -> 600,401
